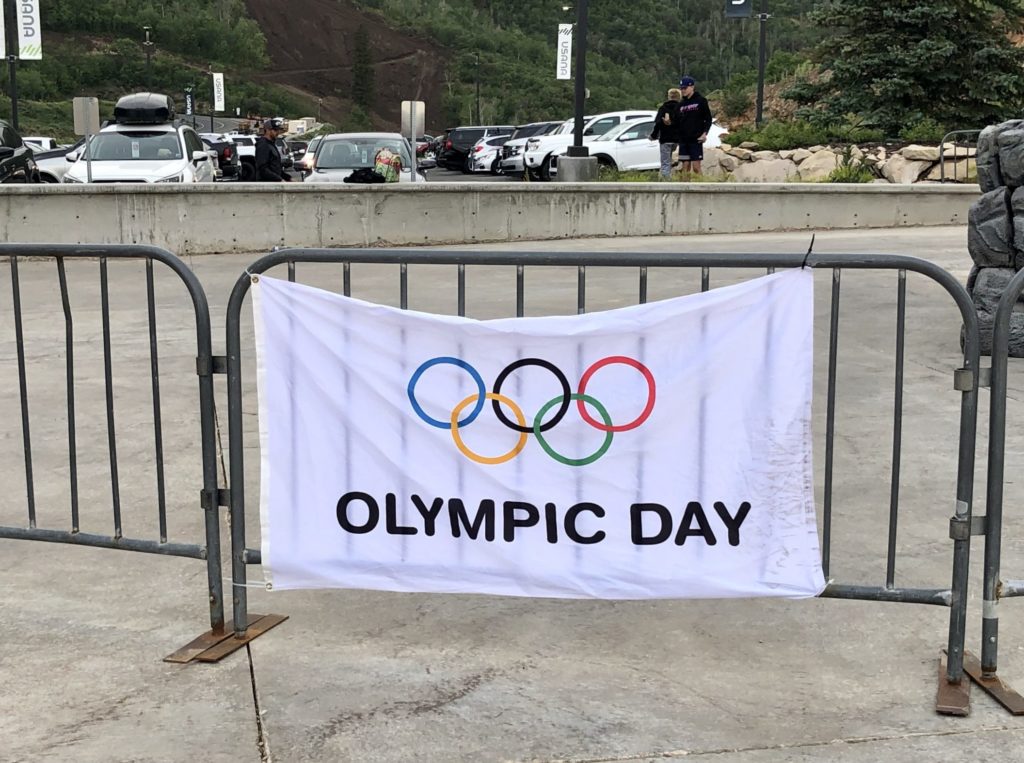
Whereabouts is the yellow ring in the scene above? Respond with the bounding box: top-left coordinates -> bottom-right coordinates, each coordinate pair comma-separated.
451,392 -> 528,465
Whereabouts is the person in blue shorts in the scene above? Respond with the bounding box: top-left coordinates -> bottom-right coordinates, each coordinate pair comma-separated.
675,76 -> 714,177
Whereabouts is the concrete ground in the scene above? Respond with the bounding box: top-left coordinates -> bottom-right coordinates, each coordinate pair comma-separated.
3,225 -> 1024,762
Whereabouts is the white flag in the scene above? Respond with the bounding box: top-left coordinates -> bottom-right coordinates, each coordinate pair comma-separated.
556,24 -> 573,80
212,73 -> 225,112
18,0 -> 41,60
253,270 -> 824,600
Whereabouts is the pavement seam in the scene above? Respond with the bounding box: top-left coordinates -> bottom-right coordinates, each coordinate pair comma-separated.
247,643 -> 273,762
540,722 -> 1024,761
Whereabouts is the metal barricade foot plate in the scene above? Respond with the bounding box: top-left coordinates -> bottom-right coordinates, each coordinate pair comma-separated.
962,651 -> 1024,715
164,613 -> 288,664
936,650 -> 971,716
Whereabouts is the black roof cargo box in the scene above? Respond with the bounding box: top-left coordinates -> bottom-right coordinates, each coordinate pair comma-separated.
114,93 -> 175,124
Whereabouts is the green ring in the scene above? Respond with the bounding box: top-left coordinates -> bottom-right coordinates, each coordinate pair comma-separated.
533,393 -> 614,466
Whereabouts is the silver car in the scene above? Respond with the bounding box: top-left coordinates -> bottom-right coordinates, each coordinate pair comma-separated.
303,133 -> 434,183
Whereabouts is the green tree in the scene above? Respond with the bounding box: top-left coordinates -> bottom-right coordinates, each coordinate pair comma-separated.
788,0 -> 1024,134
351,25 -> 375,111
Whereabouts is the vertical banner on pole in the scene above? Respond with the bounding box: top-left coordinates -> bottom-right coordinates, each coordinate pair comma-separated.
556,24 -> 572,80
0,5 -> 6,58
184,89 -> 194,115
212,73 -> 225,112
17,0 -> 41,59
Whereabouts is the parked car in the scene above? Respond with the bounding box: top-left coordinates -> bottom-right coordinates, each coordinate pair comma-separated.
23,136 -> 57,151
303,133 -> 435,183
523,110 -> 657,180
225,133 -> 257,180
295,135 -> 322,174
499,121 -> 564,177
288,140 -> 308,160
0,120 -> 40,182
437,125 -> 514,172
469,135 -> 511,174
552,118 -> 730,175
416,135 -> 435,157
35,138 -> 84,183
199,132 -> 240,179
63,93 -> 215,184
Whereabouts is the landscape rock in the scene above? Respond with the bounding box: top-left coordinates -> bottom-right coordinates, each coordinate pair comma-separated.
808,145 -> 825,153
730,158 -> 799,182
751,150 -> 779,161
1011,187 -> 1024,269
968,188 -> 1014,268
881,154 -> 933,184
941,143 -> 976,158
997,126 -> 1024,187
797,150 -> 841,181
969,266 -> 1024,356
729,147 -> 753,161
699,147 -> 728,179
790,148 -> 812,164
924,159 -> 975,183
718,152 -> 739,172
976,121 -> 1023,192
738,141 -> 759,149
901,145 -> 941,161
779,150 -> 793,159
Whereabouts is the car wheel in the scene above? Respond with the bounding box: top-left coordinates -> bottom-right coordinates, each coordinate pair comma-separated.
38,173 -> 59,183
239,161 -> 257,182
461,159 -> 472,175
490,157 -> 501,175
540,156 -> 553,181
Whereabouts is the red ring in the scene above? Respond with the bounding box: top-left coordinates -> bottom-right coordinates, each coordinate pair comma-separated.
576,356 -> 656,432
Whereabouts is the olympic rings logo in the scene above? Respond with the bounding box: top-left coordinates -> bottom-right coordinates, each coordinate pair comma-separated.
407,356 -> 656,466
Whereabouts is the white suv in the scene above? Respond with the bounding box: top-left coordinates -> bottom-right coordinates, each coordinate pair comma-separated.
523,110 -> 657,180
63,93 -> 215,184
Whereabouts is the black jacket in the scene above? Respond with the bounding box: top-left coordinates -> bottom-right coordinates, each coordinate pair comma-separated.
650,100 -> 682,144
676,92 -> 714,141
255,135 -> 287,181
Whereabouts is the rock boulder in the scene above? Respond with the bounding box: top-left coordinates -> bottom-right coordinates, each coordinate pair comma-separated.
968,188 -> 1014,268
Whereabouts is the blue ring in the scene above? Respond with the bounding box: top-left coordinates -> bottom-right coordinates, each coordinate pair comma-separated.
408,357 -> 486,429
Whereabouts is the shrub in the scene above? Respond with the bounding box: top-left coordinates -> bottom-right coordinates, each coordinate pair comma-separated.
899,117 -> 947,144
720,87 -> 753,121
825,147 -> 874,183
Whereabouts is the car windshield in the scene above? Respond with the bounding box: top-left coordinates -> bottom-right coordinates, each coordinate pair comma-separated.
86,131 -> 182,161
316,138 -> 412,170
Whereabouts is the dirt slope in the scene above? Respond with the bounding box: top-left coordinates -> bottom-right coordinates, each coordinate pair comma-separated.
244,0 -> 450,131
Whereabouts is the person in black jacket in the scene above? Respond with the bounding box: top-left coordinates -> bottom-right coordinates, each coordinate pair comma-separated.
675,76 -> 714,176
255,117 -> 290,182
649,88 -> 682,179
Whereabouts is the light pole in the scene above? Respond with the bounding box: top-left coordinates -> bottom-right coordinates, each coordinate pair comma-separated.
4,0 -> 17,129
143,26 -> 154,88
754,0 -> 769,128
208,63 -> 215,132
566,0 -> 589,157
317,97 -> 323,122
474,52 -> 481,124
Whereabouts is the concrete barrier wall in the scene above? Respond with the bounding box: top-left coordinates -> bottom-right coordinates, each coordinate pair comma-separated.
0,182 -> 978,254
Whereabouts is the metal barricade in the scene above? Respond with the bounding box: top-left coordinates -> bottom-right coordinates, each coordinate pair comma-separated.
224,248 -> 981,714
939,130 -> 981,184
975,268 -> 1024,713
0,244 -> 227,661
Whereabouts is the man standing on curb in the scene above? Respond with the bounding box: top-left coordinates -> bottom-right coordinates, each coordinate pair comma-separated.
675,76 -> 714,177
650,88 -> 682,180
255,117 -> 290,182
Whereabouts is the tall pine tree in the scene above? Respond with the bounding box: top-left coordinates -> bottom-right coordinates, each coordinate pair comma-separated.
788,0 -> 1024,134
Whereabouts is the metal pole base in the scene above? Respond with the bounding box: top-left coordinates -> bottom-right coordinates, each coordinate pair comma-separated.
164,613 -> 288,664
936,650 -> 971,716
962,651 -> 1024,714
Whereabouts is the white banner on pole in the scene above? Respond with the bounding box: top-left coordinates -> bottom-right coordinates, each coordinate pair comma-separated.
253,270 -> 824,600
212,72 -> 225,112
0,7 -> 6,58
18,0 -> 41,59
556,24 -> 572,80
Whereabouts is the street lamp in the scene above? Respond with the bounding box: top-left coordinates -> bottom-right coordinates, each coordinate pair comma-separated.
474,52 -> 481,124
142,26 -> 154,88
317,97 -> 323,122
566,0 -> 589,157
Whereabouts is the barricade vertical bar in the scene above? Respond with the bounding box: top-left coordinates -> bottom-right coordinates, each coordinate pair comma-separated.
400,263 -> 408,310
146,259 -> 168,542
343,262 -> 351,297
227,276 -> 251,637
56,259 -> 79,532
458,264 -> 466,317
823,267 -> 841,578
701,266 -> 709,292
100,258 -> 122,538
10,256 -> 36,528
639,266 -> 647,304
886,270 -> 906,588
577,265 -> 586,315
981,268 -> 1024,674
287,261 -> 295,283
516,265 -> 524,317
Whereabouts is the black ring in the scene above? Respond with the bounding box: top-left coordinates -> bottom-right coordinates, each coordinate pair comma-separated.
491,358 -> 571,433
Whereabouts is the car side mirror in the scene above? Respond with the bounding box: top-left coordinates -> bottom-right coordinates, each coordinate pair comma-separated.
583,128 -> 595,136
65,150 -> 80,162
0,146 -> 14,159
192,150 -> 209,162
418,158 -> 437,170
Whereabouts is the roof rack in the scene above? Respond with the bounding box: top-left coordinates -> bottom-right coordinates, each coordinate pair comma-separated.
114,93 -> 176,125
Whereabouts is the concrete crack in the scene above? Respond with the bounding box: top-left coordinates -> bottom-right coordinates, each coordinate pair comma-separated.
247,643 -> 272,762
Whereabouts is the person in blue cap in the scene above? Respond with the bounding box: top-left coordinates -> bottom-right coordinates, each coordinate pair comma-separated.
675,76 -> 714,176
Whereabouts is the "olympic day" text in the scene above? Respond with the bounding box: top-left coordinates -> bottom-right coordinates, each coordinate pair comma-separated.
336,492 -> 752,546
